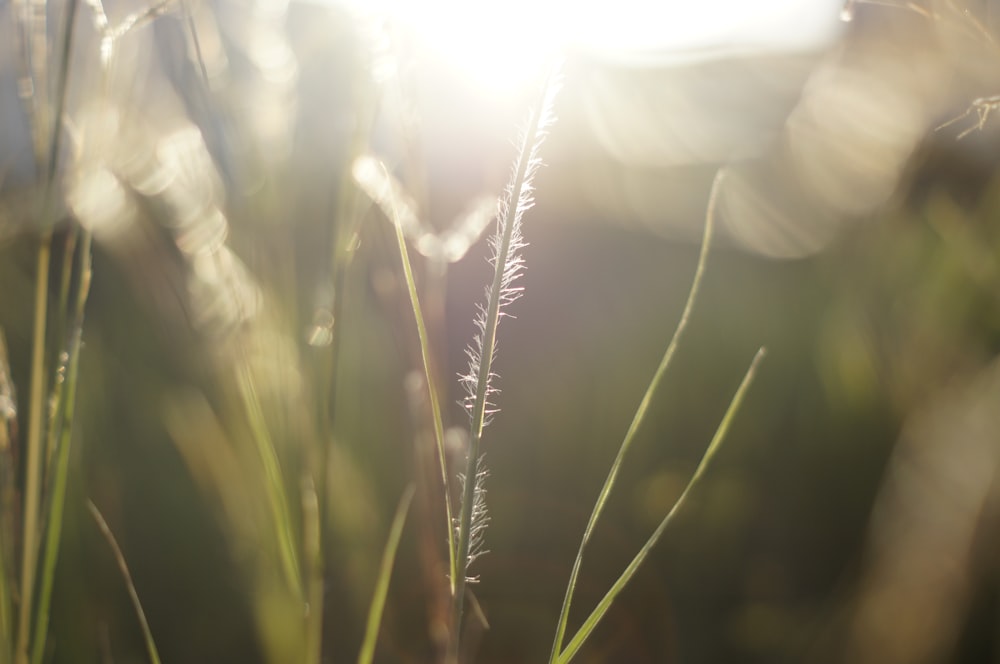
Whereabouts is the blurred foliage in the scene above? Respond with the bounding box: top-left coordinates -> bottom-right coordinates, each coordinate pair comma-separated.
1,1 -> 1000,663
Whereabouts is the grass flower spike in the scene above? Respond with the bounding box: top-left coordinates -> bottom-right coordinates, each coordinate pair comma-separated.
448,64 -> 561,661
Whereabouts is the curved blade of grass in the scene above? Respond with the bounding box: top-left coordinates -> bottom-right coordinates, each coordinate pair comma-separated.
357,485 -> 415,664
367,161 -> 458,592
86,501 -> 162,664
558,347 -> 766,664
548,169 -> 727,662
30,232 -> 92,664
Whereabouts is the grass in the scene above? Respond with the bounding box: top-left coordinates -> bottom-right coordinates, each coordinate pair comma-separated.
0,3 -> 770,663
356,485 -> 415,664
86,501 -> 162,664
547,170 -> 763,663
446,64 -> 561,663
357,72 -> 762,661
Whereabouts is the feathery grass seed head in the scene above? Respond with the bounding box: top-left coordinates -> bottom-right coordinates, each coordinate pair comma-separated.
453,454 -> 490,582
459,74 -> 559,425
449,70 -> 561,659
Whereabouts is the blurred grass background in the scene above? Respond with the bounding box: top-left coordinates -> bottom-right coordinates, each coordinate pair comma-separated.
2,1 -> 1000,663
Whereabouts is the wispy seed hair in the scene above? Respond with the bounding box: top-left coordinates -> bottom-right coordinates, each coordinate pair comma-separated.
459,74 -> 561,424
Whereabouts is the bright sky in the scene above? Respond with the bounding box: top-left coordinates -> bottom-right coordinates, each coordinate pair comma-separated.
354,0 -> 847,94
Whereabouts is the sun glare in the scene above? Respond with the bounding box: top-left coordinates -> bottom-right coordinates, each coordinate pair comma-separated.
349,0 -> 843,95
362,0 -> 560,95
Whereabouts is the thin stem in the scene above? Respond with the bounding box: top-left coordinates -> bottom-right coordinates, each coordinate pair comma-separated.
16,3 -> 77,661
14,234 -> 50,664
302,477 -> 323,664
236,360 -> 303,600
448,67 -> 558,663
44,229 -> 79,468
356,486 -> 415,664
0,333 -> 15,657
87,502 -> 162,664
558,348 -> 766,664
23,0 -> 49,172
548,170 -> 727,663
30,232 -> 91,664
384,164 -> 457,592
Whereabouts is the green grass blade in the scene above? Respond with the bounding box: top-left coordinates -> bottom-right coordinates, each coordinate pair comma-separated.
357,485 -> 415,664
235,360 -> 303,600
381,162 -> 458,592
45,230 -> 79,467
86,501 -> 162,664
548,169 -> 726,662
15,235 -> 51,664
30,233 -> 92,664
15,5 -> 79,659
302,478 -> 323,664
558,347 -> 766,664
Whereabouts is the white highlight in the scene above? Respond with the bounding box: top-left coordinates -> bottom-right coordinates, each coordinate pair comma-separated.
348,0 -> 843,94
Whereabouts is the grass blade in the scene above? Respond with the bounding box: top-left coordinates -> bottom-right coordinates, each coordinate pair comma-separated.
357,485 -> 415,664
548,169 -> 727,662
15,4 -> 80,659
386,164 -> 457,590
15,234 -> 51,664
46,230 -> 79,463
235,360 -> 303,600
302,478 -> 323,664
0,330 -> 17,657
557,347 -> 766,664
30,232 -> 92,664
87,501 -> 162,664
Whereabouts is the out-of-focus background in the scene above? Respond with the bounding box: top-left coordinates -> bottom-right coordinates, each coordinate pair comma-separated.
3,0 -> 1000,662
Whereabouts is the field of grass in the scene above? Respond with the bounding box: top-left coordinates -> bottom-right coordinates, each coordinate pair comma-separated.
1,2 -> 1000,663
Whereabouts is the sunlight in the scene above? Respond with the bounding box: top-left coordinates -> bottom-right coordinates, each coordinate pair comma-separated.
361,0 -> 561,95
350,0 -> 843,95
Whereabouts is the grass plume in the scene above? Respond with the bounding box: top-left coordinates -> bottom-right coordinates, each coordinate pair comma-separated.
447,65 -> 561,662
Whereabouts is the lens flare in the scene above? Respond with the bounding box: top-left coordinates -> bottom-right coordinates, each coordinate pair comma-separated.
345,0 -> 841,95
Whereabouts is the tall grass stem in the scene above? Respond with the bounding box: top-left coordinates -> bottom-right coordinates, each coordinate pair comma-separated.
448,65 -> 560,662
548,169 -> 727,663
30,232 -> 92,664
16,3 -> 78,659
384,164 -> 457,591
302,478 -> 323,664
235,362 -> 303,600
557,347 -> 766,663
356,485 -> 414,664
14,235 -> 50,664
87,501 -> 162,664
